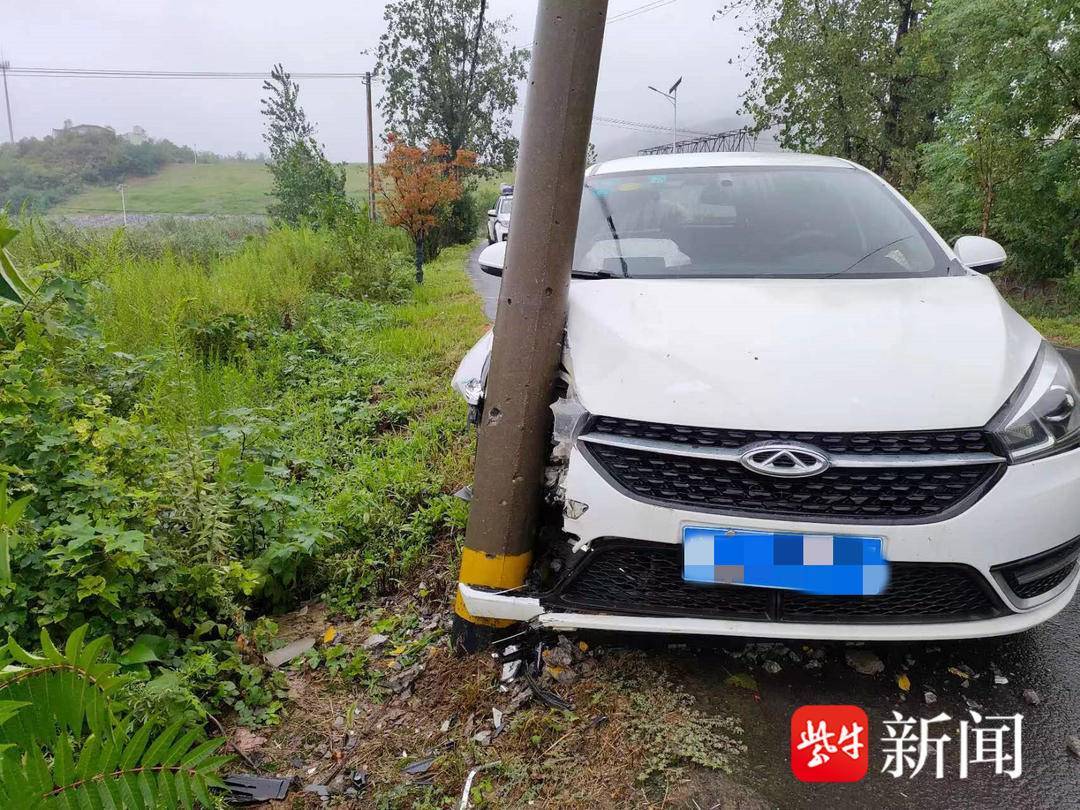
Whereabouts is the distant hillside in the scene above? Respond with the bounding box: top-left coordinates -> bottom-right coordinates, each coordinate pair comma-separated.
53,161 -> 371,216
0,124 -> 210,212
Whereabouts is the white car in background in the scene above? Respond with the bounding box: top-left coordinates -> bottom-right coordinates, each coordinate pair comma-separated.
454,152 -> 1080,642
486,189 -> 513,244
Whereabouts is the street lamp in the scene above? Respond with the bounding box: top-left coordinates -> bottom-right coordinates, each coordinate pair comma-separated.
648,76 -> 682,151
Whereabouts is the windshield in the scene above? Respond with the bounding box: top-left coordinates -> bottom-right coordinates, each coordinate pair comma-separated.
498,197 -> 513,217
571,166 -> 949,279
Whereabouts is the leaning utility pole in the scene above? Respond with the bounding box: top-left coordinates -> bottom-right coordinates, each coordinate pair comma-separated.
453,0 -> 609,651
364,71 -> 376,222
0,60 -> 14,144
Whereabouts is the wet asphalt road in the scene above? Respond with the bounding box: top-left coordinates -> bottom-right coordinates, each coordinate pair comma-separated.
464,244 -> 1080,807
467,243 -> 501,320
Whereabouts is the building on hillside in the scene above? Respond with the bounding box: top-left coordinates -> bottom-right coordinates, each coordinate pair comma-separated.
52,121 -> 116,138
122,126 -> 149,145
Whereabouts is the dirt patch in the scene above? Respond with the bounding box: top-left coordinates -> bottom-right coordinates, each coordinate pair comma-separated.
223,588 -> 765,809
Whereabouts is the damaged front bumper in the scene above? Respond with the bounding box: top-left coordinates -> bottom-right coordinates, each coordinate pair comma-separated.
457,576 -> 1080,642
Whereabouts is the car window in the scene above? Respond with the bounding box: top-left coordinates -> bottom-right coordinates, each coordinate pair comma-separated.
571,166 -> 949,279
498,197 -> 512,216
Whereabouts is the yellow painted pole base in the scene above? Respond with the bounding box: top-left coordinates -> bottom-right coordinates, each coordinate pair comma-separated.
453,546 -> 532,629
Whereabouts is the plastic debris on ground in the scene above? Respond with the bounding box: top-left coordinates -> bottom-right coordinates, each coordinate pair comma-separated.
264,637 -> 317,668
222,774 -> 292,804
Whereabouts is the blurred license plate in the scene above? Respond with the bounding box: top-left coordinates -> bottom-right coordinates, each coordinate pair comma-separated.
682,526 -> 889,596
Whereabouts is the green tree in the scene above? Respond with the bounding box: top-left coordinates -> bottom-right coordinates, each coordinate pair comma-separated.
375,0 -> 529,168
728,0 -> 951,190
914,0 -> 1079,281
260,64 -> 348,225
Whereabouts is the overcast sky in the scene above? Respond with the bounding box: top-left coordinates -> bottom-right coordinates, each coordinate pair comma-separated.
3,0 -> 751,162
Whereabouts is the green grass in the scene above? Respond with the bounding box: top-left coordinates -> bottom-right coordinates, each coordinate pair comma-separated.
53,161 -> 371,216
1001,281 -> 1080,348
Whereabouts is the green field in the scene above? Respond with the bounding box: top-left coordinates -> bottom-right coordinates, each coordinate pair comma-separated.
53,160 -> 370,216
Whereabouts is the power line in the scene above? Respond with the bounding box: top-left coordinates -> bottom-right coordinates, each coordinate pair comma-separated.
608,0 -> 680,24
593,114 -> 711,137
6,67 -> 373,80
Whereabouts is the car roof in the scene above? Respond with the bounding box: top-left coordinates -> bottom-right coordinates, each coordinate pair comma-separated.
589,151 -> 857,176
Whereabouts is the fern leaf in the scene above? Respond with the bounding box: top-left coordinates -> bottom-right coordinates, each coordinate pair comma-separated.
25,742 -> 52,796
74,786 -> 99,810
179,737 -> 225,769
0,749 -> 36,809
7,636 -> 46,667
96,779 -> 122,810
140,720 -> 181,769
116,772 -> 145,810
0,627 -> 123,751
0,700 -> 29,727
162,729 -> 200,767
156,768 -> 179,810
63,625 -> 88,664
53,733 -> 75,798
39,629 -> 64,663
0,627 -> 230,809
174,770 -> 194,810
118,724 -> 153,771
75,734 -> 101,781
135,770 -> 154,808
191,775 -> 214,810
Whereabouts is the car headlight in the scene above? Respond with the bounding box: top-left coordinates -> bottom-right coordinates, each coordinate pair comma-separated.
992,342 -> 1080,462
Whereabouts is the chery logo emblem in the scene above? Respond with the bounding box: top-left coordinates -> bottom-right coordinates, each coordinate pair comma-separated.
739,442 -> 831,478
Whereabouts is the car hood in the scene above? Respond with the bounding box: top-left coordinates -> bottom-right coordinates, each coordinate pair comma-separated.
565,275 -> 1042,432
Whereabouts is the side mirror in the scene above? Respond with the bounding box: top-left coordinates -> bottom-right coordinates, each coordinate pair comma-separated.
954,235 -> 1007,274
478,241 -> 506,277
487,209 -> 497,217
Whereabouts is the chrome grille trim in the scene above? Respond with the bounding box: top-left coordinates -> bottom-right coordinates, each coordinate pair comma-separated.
578,432 -> 1006,469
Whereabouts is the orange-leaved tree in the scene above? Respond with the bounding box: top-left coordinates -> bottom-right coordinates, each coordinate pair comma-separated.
375,134 -> 477,283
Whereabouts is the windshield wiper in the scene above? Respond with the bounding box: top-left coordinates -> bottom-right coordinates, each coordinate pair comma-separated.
571,269 -> 616,279
587,187 -> 629,278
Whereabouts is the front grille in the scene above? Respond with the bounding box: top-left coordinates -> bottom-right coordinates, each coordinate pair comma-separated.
584,442 -> 1003,523
994,537 -> 1080,601
591,416 -> 994,455
542,541 -> 1007,624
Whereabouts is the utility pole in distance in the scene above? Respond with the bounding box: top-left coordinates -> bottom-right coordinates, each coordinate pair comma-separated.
364,71 -> 377,222
452,0 -> 609,652
0,60 -> 14,144
116,183 -> 128,227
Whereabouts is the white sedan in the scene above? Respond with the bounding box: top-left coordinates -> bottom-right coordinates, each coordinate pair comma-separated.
486,193 -> 512,244
455,151 -> 1080,641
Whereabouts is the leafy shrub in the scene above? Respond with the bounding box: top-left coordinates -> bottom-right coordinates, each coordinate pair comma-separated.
0,625 -> 230,809
0,222 -> 481,725
430,189 -> 481,253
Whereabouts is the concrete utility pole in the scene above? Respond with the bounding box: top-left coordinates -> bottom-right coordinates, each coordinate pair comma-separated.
0,61 -> 14,144
365,71 -> 376,222
453,0 -> 609,651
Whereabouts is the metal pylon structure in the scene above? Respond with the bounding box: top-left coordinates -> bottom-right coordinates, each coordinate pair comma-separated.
639,128 -> 757,155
